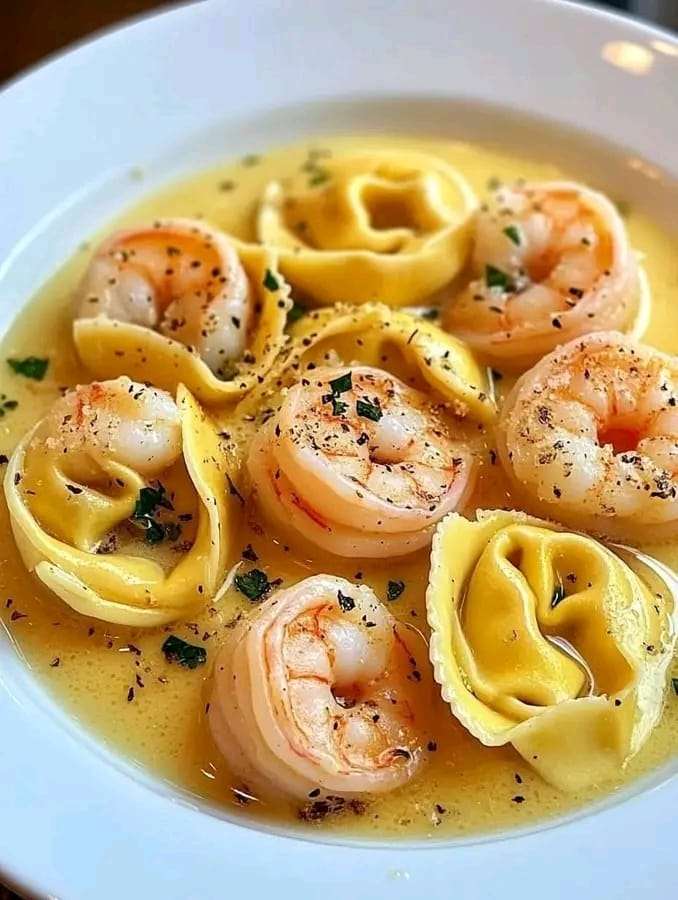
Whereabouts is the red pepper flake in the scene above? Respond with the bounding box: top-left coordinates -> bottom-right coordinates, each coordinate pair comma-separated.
127,686 -> 135,702
512,795 -> 526,804
50,657 -> 60,667
10,610 -> 27,622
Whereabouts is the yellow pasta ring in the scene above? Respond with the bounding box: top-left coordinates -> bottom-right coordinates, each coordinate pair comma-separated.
257,151 -> 478,307
426,509 -> 675,791
253,303 -> 496,424
73,242 -> 292,405
4,385 -> 238,626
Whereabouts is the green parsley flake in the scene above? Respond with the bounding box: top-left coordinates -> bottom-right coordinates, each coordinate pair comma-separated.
131,483 -> 176,544
356,398 -> 383,422
503,225 -> 521,246
387,580 -> 405,601
308,169 -> 330,187
322,371 -> 353,416
133,483 -> 173,519
485,265 -> 515,292
329,372 -> 352,395
8,357 -> 49,381
162,635 -> 207,669
235,568 -> 273,602
143,520 -> 166,544
263,269 -> 280,292
286,302 -> 307,326
338,590 -> 356,612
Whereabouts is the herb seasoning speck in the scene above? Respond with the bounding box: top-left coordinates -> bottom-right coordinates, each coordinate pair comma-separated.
8,356 -> 49,380
162,635 -> 207,669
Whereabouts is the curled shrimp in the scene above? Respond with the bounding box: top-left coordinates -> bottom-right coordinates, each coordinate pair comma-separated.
209,574 -> 430,800
445,181 -> 641,370
41,376 -> 182,480
75,218 -> 251,376
247,366 -> 476,558
497,331 -> 678,543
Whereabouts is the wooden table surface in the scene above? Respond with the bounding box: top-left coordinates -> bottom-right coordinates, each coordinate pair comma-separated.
1,0 -> 170,86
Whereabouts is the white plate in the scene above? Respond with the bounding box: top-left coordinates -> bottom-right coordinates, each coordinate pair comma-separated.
1,1 -> 677,897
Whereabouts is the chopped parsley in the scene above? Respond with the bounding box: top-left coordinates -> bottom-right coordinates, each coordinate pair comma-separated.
338,590 -> 356,612
286,302 -> 307,326
308,169 -> 330,187
133,483 -> 173,519
387,580 -> 406,601
141,519 -> 166,544
262,269 -> 280,292
322,370 -> 352,417
131,483 -> 178,544
234,568 -> 274,602
356,398 -> 383,422
8,356 -> 49,381
551,584 -> 565,608
503,225 -> 521,246
161,635 -> 207,669
328,372 -> 352,395
485,264 -> 515,292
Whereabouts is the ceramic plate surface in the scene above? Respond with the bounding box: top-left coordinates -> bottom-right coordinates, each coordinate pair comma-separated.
0,1 -> 677,897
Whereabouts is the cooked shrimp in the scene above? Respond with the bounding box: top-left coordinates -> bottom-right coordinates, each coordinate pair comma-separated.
209,574 -> 430,800
445,181 -> 640,370
40,376 -> 181,480
497,332 -> 678,542
75,218 -> 252,375
247,366 -> 476,557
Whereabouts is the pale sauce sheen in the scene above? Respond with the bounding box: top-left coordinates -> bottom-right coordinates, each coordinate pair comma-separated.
0,136 -> 676,840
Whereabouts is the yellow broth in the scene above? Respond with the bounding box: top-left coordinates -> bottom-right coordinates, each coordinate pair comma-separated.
0,136 -> 676,840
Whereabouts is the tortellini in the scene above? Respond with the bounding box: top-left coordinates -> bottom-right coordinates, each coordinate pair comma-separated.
256,151 -> 477,307
4,379 -> 237,626
248,302 -> 496,425
73,220 -> 292,404
427,509 -> 676,791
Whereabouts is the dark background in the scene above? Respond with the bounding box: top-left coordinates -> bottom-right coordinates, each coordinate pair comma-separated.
0,0 -> 675,898
0,0 -> 676,87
